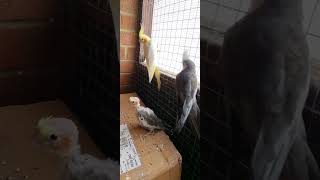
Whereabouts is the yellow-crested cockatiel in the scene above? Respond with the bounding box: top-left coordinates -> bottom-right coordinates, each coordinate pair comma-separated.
139,25 -> 161,90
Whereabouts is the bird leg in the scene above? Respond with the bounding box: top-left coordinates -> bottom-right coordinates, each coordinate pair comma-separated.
140,135 -> 146,144
144,130 -> 155,137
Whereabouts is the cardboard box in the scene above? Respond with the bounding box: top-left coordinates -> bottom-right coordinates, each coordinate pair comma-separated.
0,100 -> 105,180
120,93 -> 182,180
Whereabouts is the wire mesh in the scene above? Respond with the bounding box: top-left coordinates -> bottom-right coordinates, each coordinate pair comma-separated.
202,0 -> 320,61
141,0 -> 200,81
67,0 -> 119,158
137,1 -> 200,179
200,0 -> 320,179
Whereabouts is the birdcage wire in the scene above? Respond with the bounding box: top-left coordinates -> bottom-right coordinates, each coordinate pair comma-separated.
201,0 -> 320,179
139,0 -> 200,81
137,0 -> 200,180
203,0 -> 320,38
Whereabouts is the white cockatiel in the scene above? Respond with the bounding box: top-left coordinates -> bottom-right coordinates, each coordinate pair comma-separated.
139,25 -> 161,90
129,97 -> 165,134
37,116 -> 119,180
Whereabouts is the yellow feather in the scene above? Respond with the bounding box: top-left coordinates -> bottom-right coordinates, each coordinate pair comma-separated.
155,67 -> 161,90
37,116 -> 54,137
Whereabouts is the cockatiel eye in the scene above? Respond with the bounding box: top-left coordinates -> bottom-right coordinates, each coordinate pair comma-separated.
49,134 -> 58,141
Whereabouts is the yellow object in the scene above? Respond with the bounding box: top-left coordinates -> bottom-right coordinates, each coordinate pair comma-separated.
139,26 -> 161,91
37,116 -> 54,138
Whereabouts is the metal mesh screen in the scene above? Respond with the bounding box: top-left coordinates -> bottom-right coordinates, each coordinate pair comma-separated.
137,0 -> 200,179
202,0 -> 320,62
66,0 -> 119,158
144,0 -> 200,81
200,0 -> 320,179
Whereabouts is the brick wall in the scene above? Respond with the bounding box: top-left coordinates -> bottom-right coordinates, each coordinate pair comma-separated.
0,0 -> 66,106
120,0 -> 139,93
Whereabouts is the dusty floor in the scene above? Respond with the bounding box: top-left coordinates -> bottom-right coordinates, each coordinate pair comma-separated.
0,100 -> 105,180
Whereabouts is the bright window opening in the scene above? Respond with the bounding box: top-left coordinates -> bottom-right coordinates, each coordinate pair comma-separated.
151,0 -> 200,81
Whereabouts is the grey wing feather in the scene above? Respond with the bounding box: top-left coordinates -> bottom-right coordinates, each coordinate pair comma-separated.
179,81 -> 197,126
137,107 -> 164,128
176,71 -> 199,137
68,154 -> 119,180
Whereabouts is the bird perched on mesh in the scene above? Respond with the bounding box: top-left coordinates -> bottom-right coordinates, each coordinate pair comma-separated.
36,116 -> 119,180
222,0 -> 320,179
174,50 -> 200,139
129,97 -> 165,135
139,24 -> 161,90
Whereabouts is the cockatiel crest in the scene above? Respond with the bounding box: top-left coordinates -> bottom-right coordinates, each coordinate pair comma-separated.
139,24 -> 161,90
139,27 -> 151,44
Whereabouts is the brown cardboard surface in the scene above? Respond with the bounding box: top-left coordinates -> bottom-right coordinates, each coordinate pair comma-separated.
120,93 -> 182,180
0,100 -> 105,179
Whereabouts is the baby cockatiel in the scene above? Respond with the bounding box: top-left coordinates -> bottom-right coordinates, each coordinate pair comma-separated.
174,50 -> 200,139
222,0 -> 320,179
108,0 -> 120,60
129,97 -> 165,134
37,116 -> 119,180
139,25 -> 161,90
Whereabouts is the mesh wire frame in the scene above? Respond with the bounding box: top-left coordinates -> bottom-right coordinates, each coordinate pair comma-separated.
136,1 -> 200,179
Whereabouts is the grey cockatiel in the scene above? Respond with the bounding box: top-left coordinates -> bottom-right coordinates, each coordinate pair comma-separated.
129,97 -> 165,134
174,50 -> 200,139
222,0 -> 320,179
36,116 -> 119,180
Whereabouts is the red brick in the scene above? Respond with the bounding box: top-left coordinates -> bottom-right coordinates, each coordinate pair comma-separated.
120,73 -> 135,85
126,47 -> 137,60
121,14 -> 137,30
120,31 -> 138,46
120,60 -> 136,73
120,47 -> 126,59
120,84 -> 135,94
120,0 -> 138,14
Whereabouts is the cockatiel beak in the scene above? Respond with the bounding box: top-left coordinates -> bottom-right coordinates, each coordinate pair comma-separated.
139,27 -> 151,44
